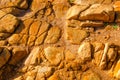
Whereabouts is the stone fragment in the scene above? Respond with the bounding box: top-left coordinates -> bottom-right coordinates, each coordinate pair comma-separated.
81,70 -> 101,80
113,59 -> 120,79
44,47 -> 64,66
0,40 -> 7,46
66,5 -> 89,19
9,47 -> 28,65
73,0 -> 112,5
0,47 -> 11,68
30,0 -> 46,12
19,35 -> 29,45
99,43 -> 109,69
37,21 -> 50,37
29,20 -> 41,36
67,20 -> 104,28
8,34 -> 22,45
92,42 -> 105,52
93,50 -> 104,66
0,0 -> 28,9
48,74 -> 60,80
114,1 -> 120,11
20,18 -> 34,35
107,48 -> 117,62
78,42 -> 91,62
0,14 -> 19,33
45,27 -> 61,44
66,27 -> 89,44
24,47 -> 42,66
24,69 -> 37,80
0,10 -> 7,18
36,66 -> 53,80
1,7 -> 24,16
0,33 -> 11,40
65,50 -> 76,62
27,36 -> 36,46
35,32 -> 47,45
79,4 -> 114,22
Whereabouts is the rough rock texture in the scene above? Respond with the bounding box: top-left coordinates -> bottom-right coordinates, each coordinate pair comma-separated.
0,0 -> 119,80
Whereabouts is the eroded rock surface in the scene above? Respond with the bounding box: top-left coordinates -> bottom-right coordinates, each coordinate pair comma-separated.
0,0 -> 119,80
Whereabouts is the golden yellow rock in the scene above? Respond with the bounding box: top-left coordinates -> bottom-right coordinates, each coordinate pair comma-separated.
45,27 -> 61,44
48,74 -> 60,80
44,47 -> 64,66
114,1 -> 120,11
29,20 -> 41,36
114,59 -> 120,79
66,27 -> 89,44
66,5 -> 89,19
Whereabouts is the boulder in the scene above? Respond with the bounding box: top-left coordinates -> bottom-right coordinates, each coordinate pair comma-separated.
44,47 -> 64,66
79,4 -> 115,22
0,14 -> 19,33
66,5 -> 89,19
78,42 -> 92,62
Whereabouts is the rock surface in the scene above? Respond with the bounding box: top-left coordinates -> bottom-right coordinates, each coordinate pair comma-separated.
0,0 -> 119,80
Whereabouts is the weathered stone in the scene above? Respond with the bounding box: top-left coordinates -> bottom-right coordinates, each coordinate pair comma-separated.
114,1 -> 120,11
44,47 -> 64,66
99,43 -> 109,69
0,33 -> 11,40
92,42 -> 105,52
45,27 -> 61,44
24,69 -> 37,80
48,74 -> 60,80
0,48 -> 11,68
78,42 -> 92,62
79,4 -> 115,22
93,50 -> 104,66
53,4 -> 69,18
81,70 -> 101,80
19,35 -> 29,45
65,50 -> 76,62
66,27 -> 89,44
113,59 -> 120,79
27,36 -> 36,46
107,48 -> 117,62
79,21 -> 104,27
9,47 -> 28,65
36,66 -> 53,80
24,47 -> 42,66
73,0 -> 112,5
13,76 -> 23,80
8,34 -> 22,45
20,18 -> 34,35
35,32 -> 47,45
1,7 -> 24,16
66,5 -> 89,19
0,14 -> 19,33
0,0 -> 28,9
29,20 -> 41,36
0,10 -> 7,18
67,20 -> 104,28
37,21 -> 50,37
0,40 -> 7,46
30,0 -> 46,12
